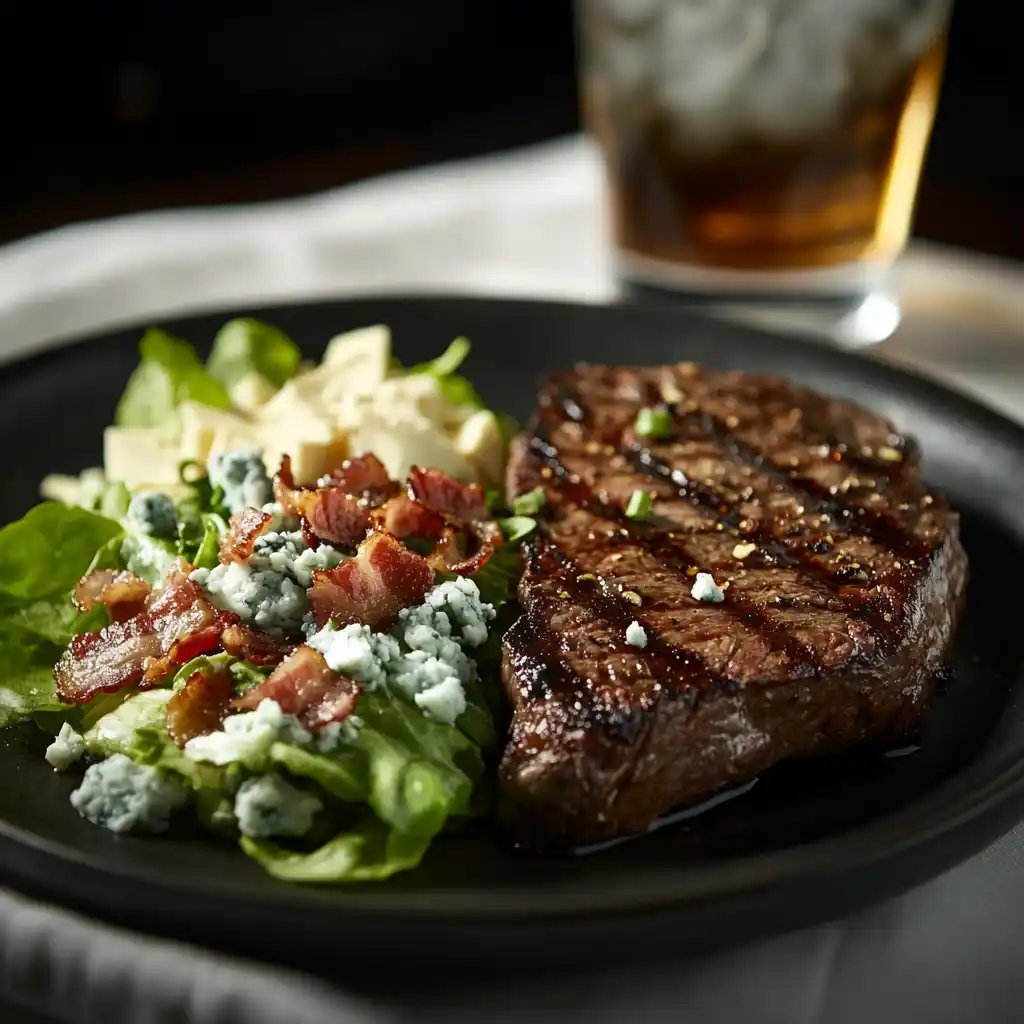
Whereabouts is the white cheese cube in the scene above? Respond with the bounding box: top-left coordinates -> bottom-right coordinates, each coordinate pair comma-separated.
321,324 -> 391,384
103,426 -> 181,486
178,402 -> 255,463
349,409 -> 475,482
454,409 -> 505,486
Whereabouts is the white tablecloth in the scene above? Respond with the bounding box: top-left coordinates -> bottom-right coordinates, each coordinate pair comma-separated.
1,136 -> 1022,1024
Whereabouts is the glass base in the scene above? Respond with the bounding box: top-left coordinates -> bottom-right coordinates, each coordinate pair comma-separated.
616,252 -> 901,348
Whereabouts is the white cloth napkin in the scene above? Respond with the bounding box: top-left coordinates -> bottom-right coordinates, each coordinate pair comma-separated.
1,135 -> 1022,1024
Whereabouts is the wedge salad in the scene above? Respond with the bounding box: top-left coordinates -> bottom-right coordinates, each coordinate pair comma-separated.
0,320 -> 534,883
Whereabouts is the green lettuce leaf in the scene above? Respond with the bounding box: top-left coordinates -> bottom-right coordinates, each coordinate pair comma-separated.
206,318 -> 301,390
175,511 -> 227,570
0,503 -> 123,602
408,336 -> 485,410
83,690 -> 173,757
229,659 -> 273,694
235,672 -> 490,883
115,328 -> 232,427
241,817 -> 431,883
0,504 -> 124,728
170,652 -> 236,689
269,742 -> 367,803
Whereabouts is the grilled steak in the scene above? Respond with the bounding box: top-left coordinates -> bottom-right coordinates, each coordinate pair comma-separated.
500,363 -> 967,849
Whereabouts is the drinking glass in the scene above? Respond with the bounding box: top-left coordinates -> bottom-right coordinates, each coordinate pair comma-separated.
577,0 -> 953,345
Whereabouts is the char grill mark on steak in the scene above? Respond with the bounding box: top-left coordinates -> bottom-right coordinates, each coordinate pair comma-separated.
653,405 -> 931,559
534,376 -> 932,654
527,433 -> 821,677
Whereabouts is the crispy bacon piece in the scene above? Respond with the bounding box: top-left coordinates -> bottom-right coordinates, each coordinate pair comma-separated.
221,623 -> 293,666
54,572 -> 225,703
220,508 -> 272,563
274,454 -> 393,550
318,453 -> 394,502
166,663 -> 234,747
408,466 -> 491,525
232,645 -> 360,730
405,466 -> 504,574
371,493 -> 445,541
72,569 -> 151,622
308,531 -> 434,630
55,618 -> 165,702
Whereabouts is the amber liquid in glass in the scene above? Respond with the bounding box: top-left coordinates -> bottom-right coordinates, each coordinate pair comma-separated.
581,3 -> 949,282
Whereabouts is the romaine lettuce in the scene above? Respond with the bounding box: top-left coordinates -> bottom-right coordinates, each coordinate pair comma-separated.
0,504 -> 123,728
115,328 -> 232,427
408,336 -> 486,410
206,318 -> 301,390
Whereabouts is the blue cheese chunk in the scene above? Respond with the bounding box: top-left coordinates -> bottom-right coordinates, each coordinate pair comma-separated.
690,572 -> 725,603
191,561 -> 308,638
207,450 -> 273,515
413,675 -> 467,725
184,699 -> 310,769
45,722 -> 86,772
126,490 -> 179,539
233,773 -> 323,838
70,755 -> 188,833
307,623 -> 400,689
407,577 -> 496,648
191,529 -> 343,637
625,620 -> 648,649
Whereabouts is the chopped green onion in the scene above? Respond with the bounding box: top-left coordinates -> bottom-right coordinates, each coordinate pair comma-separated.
497,516 -> 537,543
634,406 -> 673,440
512,486 -> 546,516
625,490 -> 653,520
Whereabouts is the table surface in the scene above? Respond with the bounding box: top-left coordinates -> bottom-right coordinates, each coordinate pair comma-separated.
0,135 -> 1022,1024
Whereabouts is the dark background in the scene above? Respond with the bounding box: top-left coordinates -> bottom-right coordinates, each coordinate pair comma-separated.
2,2 -> 1021,256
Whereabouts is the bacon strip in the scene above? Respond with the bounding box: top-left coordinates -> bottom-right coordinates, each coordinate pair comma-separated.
55,572 -> 226,703
405,466 -> 504,573
275,454 -> 397,550
308,531 -> 434,631
166,663 -> 234,747
221,624 -> 293,666
232,645 -> 359,730
318,453 -> 394,501
408,466 -> 491,524
72,569 -> 152,623
220,508 -> 272,563
371,493 -> 445,541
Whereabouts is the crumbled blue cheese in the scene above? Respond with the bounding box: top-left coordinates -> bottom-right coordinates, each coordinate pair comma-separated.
405,576 -> 496,648
207,450 -> 273,515
625,620 -> 648,649
413,676 -> 467,725
233,773 -> 322,838
191,530 -> 343,637
45,722 -> 85,772
184,698 -> 352,769
184,699 -> 311,769
260,501 -> 299,533
249,530 -> 344,588
126,491 -> 178,539
70,754 -> 188,833
307,623 -> 401,688
690,572 -> 725,603
303,577 -> 495,727
191,561 -> 308,638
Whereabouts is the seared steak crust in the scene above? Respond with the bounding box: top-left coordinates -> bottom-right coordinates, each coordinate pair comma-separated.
500,364 -> 968,849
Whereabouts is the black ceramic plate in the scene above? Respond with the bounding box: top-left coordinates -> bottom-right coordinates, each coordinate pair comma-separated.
1,296 -> 1023,975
